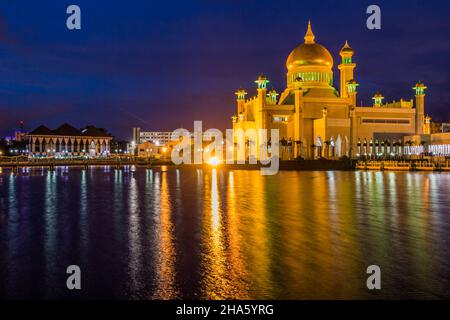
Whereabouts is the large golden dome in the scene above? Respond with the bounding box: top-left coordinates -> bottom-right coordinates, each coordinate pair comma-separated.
286,21 -> 334,70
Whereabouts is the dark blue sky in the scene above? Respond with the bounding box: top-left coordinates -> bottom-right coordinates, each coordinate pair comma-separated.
0,0 -> 449,140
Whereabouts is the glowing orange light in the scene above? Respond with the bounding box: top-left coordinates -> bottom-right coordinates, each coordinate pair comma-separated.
208,157 -> 220,166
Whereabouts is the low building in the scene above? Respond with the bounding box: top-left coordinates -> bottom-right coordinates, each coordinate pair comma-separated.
136,140 -> 172,159
132,128 -> 217,147
27,123 -> 112,157
132,128 -> 173,146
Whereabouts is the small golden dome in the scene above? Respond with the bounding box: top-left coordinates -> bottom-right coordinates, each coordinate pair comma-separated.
340,40 -> 354,55
286,21 -> 333,70
257,73 -> 267,81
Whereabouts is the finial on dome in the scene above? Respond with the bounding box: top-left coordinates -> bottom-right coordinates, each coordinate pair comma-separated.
340,40 -> 354,56
304,20 -> 315,44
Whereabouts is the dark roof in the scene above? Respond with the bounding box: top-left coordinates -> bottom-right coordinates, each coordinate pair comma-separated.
28,125 -> 54,135
28,123 -> 111,138
81,126 -> 111,138
54,123 -> 82,136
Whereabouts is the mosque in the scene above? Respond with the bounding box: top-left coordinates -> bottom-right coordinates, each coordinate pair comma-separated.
232,21 -> 432,160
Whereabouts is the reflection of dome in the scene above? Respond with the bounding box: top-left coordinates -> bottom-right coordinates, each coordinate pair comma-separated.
286,21 -> 333,70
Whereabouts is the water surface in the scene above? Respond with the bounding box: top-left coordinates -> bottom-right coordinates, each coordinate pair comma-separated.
0,167 -> 449,299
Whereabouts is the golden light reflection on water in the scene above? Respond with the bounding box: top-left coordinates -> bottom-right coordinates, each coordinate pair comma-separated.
79,170 -> 88,265
2,168 -> 447,299
224,171 -> 248,299
44,171 -> 57,298
240,171 -> 271,298
200,169 -> 227,299
152,171 -> 179,299
128,174 -> 143,296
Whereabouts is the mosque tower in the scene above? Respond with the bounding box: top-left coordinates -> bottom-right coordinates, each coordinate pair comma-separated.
413,81 -> 427,134
338,41 -> 356,99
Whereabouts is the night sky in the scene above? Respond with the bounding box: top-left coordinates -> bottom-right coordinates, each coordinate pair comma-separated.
0,0 -> 449,140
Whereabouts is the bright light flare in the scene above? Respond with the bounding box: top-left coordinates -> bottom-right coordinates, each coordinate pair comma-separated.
208,157 -> 220,166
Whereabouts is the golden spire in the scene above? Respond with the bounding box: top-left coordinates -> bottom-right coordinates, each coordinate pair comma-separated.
340,40 -> 354,57
304,20 -> 315,44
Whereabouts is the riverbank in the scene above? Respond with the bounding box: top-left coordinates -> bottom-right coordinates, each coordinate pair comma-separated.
356,160 -> 450,172
0,158 -> 355,171
2,158 -> 450,172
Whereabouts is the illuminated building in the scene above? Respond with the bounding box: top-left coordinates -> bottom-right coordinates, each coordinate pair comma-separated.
133,128 -> 216,147
27,123 -> 112,157
132,128 -> 173,146
136,140 -> 171,159
232,21 -> 429,159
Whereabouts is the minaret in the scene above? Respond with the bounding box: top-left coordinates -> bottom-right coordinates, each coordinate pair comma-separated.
255,73 -> 269,129
372,91 -> 384,107
413,81 -> 427,134
255,73 -> 270,91
347,79 -> 359,107
338,41 -> 356,98
235,87 -> 247,116
267,88 -> 279,104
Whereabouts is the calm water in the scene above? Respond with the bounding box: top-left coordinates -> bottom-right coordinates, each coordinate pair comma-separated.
0,166 -> 449,299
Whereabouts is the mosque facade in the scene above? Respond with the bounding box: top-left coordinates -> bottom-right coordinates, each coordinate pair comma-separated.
232,21 -> 430,160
